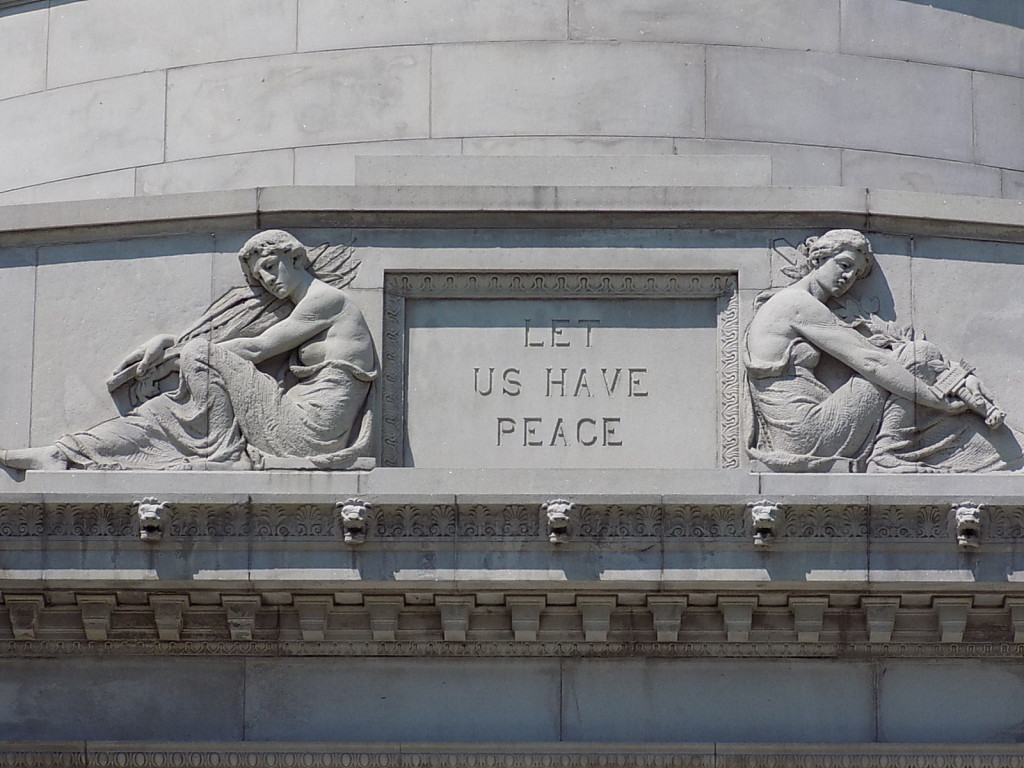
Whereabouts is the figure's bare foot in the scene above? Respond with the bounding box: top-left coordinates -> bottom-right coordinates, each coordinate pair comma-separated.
0,446 -> 68,471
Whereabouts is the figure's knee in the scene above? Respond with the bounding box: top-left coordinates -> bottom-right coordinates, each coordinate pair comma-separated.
178,338 -> 214,371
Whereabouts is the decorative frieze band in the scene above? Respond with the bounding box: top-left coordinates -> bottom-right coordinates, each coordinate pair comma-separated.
5,742 -> 1023,768
2,502 -> 1021,541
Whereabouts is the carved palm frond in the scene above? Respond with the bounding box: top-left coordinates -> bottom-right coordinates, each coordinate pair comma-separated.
308,242 -> 360,288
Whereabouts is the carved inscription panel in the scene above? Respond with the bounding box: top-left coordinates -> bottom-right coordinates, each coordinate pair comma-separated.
383,273 -> 739,469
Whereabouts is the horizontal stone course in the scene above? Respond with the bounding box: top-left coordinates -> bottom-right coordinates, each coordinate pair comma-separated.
569,0 -> 840,52
841,150 -> 1002,199
353,154 -> 772,187
0,171 -> 136,207
430,42 -> 705,139
294,139 -> 463,186
706,47 -> 975,162
46,0 -> 297,88
165,48 -> 431,160
136,150 -> 294,197
840,0 -> 1024,79
0,72 -> 165,192
298,0 -> 568,51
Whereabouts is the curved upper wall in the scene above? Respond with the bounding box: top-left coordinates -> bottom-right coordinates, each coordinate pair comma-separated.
1,0 -> 1023,204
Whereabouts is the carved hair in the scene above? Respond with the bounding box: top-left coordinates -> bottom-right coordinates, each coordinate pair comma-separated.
237,230 -> 311,286
806,229 -> 873,279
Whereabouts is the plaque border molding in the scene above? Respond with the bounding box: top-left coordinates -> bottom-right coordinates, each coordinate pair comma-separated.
381,271 -> 740,468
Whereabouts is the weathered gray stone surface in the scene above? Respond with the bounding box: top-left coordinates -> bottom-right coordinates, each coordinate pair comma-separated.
165,49 -> 431,160
841,151 -> 1002,199
0,1 -> 47,100
0,2 -> 1022,205
30,236 -> 217,444
47,0 -> 297,88
0,249 -> 36,448
707,48 -> 974,161
674,140 -> 843,188
569,0 -> 840,51
354,155 -> 772,187
878,662 -> 1024,742
0,170 -> 136,206
294,139 -> 463,186
0,72 -> 165,191
0,658 -> 245,740
974,72 -> 1024,172
298,0 -> 568,51
1004,169 -> 1024,200
908,237 -> 1024,413
431,43 -> 705,138
5,653 -> 1022,744
561,660 -> 875,742
462,137 -> 677,157
841,0 -> 1024,78
245,659 -> 562,741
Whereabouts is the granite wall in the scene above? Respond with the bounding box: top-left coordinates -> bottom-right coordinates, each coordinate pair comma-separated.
1,0 -> 1023,204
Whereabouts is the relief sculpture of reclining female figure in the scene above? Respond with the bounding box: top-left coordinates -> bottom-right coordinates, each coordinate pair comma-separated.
0,230 -> 377,471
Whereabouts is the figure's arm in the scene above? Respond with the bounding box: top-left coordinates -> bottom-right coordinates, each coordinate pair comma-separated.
790,295 -> 965,413
218,294 -> 339,363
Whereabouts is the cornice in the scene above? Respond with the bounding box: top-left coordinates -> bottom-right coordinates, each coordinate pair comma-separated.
1,186 -> 1023,247
1,586 -> 1022,654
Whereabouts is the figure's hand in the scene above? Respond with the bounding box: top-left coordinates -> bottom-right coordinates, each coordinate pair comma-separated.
113,334 -> 175,378
932,389 -> 969,415
986,409 -> 1007,429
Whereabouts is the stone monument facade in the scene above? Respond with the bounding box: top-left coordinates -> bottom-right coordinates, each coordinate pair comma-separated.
2,2 -> 1024,766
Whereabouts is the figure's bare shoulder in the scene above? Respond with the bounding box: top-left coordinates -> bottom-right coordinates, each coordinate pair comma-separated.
296,279 -> 348,319
767,287 -> 835,326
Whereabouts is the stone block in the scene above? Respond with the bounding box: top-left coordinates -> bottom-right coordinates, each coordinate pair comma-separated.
354,155 -> 772,187
463,136 -> 676,156
31,236 -> 217,444
0,657 -> 245,740
0,170 -> 136,206
0,72 -> 165,191
137,150 -> 294,196
0,248 -> 36,448
1004,169 -> 1024,200
294,138 -> 462,186
244,658 -> 561,740
974,72 -> 1024,172
570,0 -> 839,51
0,2 -> 48,100
561,659 -> 875,742
673,139 -> 842,187
841,0 -> 1024,79
878,661 -> 1024,742
48,0 -> 297,87
707,48 -> 974,162
298,0 -> 567,51
165,48 -> 430,161
842,150 -> 1002,199
431,42 -> 705,139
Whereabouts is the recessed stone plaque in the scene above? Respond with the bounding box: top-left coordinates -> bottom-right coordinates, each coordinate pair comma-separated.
382,272 -> 739,469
